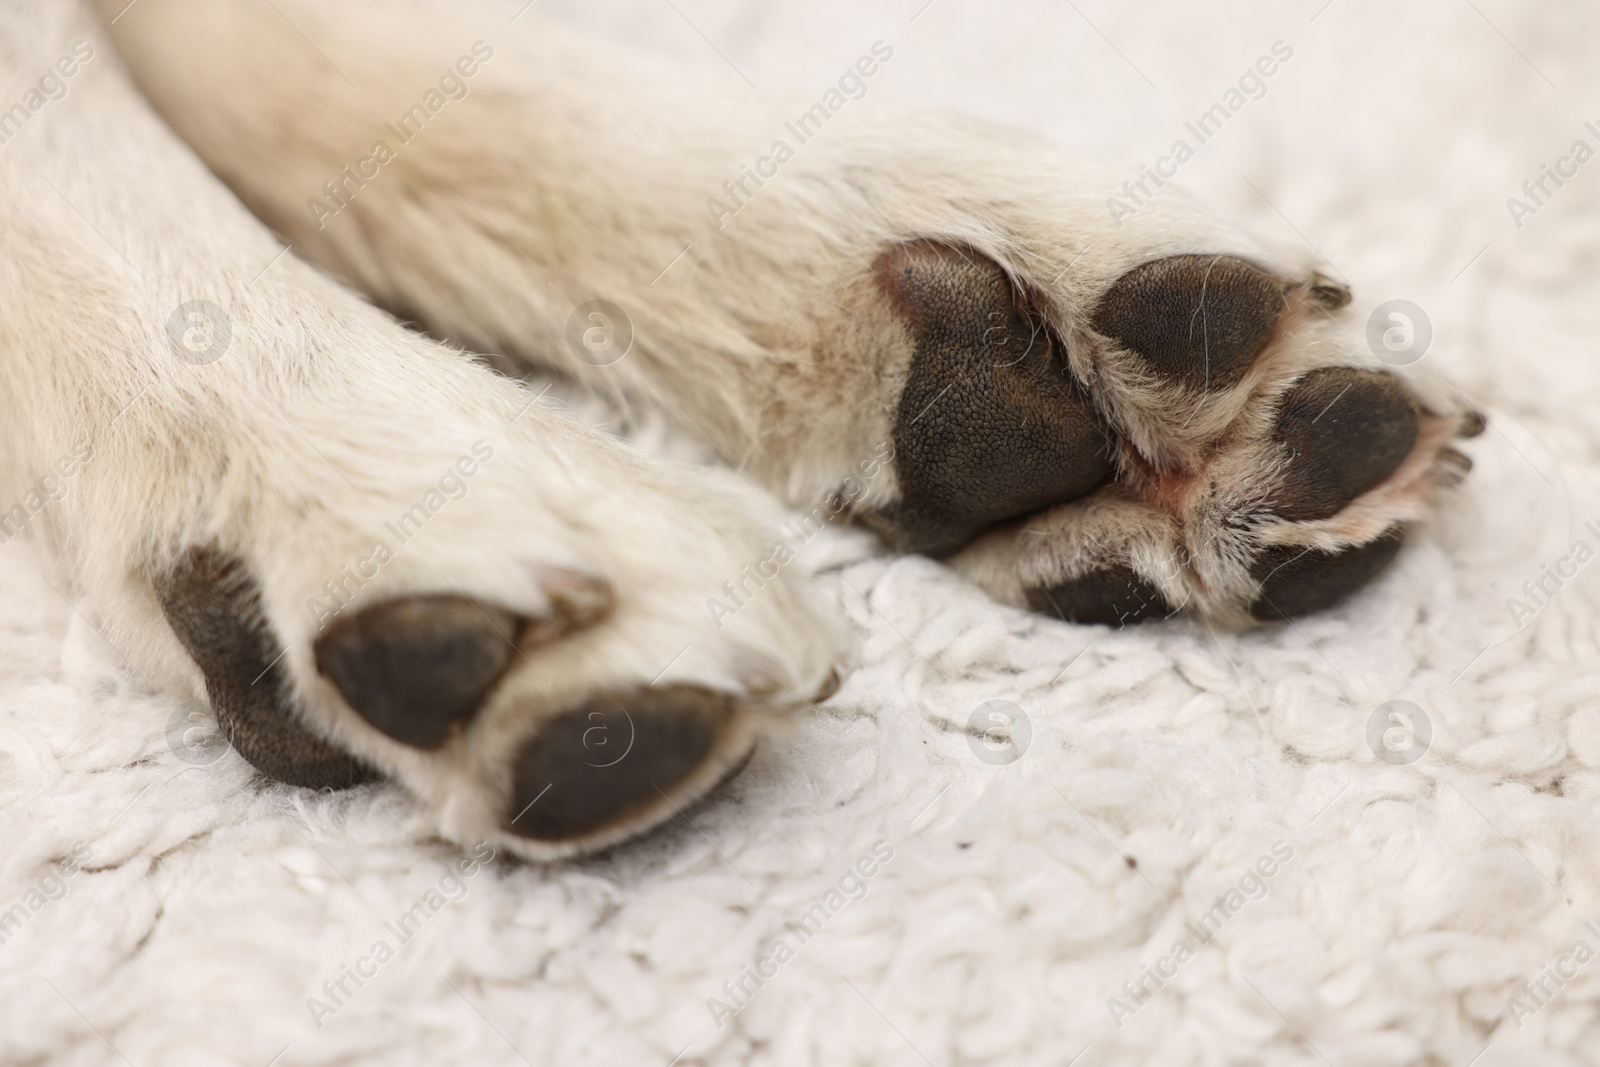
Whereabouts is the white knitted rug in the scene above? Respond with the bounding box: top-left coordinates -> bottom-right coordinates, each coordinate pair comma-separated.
5,1 -> 1599,1064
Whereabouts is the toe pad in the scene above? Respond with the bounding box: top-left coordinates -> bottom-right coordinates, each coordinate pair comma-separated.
1249,529 -> 1404,621
1091,254 -> 1288,392
1269,368 -> 1419,522
1027,565 -> 1172,627
507,686 -> 743,844
314,595 -> 524,750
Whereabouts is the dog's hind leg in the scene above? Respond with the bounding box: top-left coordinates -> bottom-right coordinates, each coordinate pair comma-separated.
91,0 -> 1481,626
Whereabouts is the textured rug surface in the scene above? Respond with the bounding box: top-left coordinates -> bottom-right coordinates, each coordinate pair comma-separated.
4,1 -> 1600,1064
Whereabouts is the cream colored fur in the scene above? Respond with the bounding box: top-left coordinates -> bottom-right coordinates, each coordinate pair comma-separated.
3,0 -> 1470,860
87,0 -> 1286,503
86,0 -> 1473,625
0,0 -> 838,862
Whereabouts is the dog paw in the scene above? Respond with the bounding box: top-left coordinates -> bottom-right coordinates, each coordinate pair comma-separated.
856,239 -> 1480,627
12,3 -> 848,862
141,432 -> 837,858
91,10 -> 1476,630
97,340 -> 841,860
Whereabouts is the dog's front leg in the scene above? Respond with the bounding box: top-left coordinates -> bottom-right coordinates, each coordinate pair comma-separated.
0,0 -> 838,859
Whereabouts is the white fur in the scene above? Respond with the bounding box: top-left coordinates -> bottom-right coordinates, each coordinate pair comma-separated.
89,0 -> 1474,626
6,0 -> 1596,1064
86,0 -> 1293,508
0,0 -> 838,862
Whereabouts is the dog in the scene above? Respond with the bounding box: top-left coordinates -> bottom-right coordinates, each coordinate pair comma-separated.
0,0 -> 1480,861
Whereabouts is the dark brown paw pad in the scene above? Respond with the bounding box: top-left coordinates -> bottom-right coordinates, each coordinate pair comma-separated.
1268,368 -> 1419,522
1248,529 -> 1404,621
867,240 -> 1113,557
155,546 -> 379,789
506,686 -> 749,844
1026,565 -> 1173,627
1091,254 -> 1289,392
314,595 -> 526,749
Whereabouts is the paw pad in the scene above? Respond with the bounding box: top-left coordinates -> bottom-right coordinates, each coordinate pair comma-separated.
314,595 -> 526,749
1249,529 -> 1404,621
1027,565 -> 1172,627
155,547 -> 380,789
1090,254 -> 1288,392
506,686 -> 746,844
1268,368 -> 1419,522
920,242 -> 1478,627
868,241 -> 1113,556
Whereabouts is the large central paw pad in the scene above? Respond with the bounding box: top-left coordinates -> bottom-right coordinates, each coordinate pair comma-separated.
862,241 -> 1113,557
156,547 -> 381,789
859,242 -> 1480,627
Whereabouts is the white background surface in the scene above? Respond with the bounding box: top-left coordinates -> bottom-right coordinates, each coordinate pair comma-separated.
4,1 -> 1600,1064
